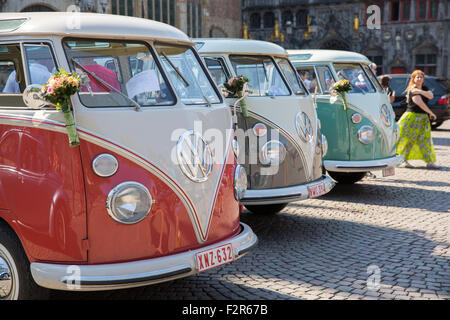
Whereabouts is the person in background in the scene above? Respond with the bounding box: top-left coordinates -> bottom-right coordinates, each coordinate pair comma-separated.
379,75 -> 395,104
299,71 -> 311,90
3,63 -> 51,93
369,63 -> 377,76
396,69 -> 438,169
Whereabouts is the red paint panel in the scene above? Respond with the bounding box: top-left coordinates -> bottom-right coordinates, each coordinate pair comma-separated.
0,124 -> 87,263
80,140 -> 240,264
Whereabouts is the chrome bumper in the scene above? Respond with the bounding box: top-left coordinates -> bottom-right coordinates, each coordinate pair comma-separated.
30,223 -> 257,292
324,155 -> 404,172
240,174 -> 335,205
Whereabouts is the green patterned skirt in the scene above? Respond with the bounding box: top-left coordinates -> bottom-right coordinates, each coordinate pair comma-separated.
396,112 -> 436,163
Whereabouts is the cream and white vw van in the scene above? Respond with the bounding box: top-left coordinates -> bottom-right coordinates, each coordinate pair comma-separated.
196,39 -> 334,214
289,50 -> 404,184
0,13 -> 257,299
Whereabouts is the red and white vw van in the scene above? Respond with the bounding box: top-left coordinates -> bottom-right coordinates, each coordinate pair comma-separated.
0,12 -> 256,299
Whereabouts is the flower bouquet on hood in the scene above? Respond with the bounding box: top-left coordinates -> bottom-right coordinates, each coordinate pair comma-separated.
331,79 -> 352,110
223,75 -> 250,117
41,68 -> 81,147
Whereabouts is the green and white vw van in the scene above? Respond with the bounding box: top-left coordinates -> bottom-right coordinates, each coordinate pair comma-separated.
289,50 -> 404,184
195,39 -> 334,214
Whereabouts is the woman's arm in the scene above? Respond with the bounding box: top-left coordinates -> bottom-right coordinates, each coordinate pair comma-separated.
411,88 -> 434,99
411,94 -> 437,120
390,91 -> 395,104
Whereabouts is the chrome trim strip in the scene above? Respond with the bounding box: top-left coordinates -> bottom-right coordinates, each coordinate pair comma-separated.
30,223 -> 257,291
324,155 -> 404,173
241,175 -> 334,205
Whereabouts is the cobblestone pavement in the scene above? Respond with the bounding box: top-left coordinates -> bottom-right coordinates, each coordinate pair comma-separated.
51,121 -> 450,300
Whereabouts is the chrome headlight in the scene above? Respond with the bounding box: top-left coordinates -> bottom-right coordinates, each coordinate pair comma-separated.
260,140 -> 287,166
358,125 -> 375,144
106,182 -> 153,224
321,134 -> 328,157
234,165 -> 247,200
380,104 -> 392,127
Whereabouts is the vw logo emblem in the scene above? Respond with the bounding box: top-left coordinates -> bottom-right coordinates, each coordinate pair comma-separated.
177,130 -> 213,183
295,112 -> 313,142
380,104 -> 392,127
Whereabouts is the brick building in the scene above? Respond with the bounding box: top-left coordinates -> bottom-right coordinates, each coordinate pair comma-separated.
0,0 -> 242,38
242,0 -> 449,78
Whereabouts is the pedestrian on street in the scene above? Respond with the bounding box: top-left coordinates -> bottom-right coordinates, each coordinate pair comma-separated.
396,69 -> 438,169
379,75 -> 395,104
369,63 -> 377,75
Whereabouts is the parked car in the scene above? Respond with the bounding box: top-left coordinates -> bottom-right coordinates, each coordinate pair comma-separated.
195,39 -> 335,215
385,74 -> 450,129
289,50 -> 404,184
0,270 -> 10,280
0,12 -> 257,300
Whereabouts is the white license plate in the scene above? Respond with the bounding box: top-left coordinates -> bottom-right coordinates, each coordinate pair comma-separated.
196,243 -> 234,272
382,167 -> 395,177
308,182 -> 327,198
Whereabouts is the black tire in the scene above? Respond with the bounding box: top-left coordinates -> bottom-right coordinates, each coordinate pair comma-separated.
0,223 -> 49,300
245,203 -> 288,214
328,171 -> 367,184
431,121 -> 443,130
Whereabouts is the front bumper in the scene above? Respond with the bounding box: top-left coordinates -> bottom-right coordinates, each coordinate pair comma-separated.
240,174 -> 335,205
324,155 -> 404,173
30,223 -> 257,292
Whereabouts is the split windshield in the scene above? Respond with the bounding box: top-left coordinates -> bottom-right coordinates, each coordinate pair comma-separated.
333,63 -> 376,94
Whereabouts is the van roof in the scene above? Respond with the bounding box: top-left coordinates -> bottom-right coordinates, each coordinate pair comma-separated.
0,12 -> 192,44
288,49 -> 371,64
194,38 -> 288,57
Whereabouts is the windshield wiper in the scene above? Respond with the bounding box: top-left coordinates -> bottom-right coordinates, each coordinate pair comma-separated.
160,51 -> 190,87
71,58 -> 142,111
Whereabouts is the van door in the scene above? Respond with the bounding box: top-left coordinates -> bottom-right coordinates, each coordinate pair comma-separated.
0,42 -> 87,262
297,64 -> 350,161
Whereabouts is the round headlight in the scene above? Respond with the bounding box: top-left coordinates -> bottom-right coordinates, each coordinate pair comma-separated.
260,140 -> 287,166
358,125 -> 375,144
232,137 -> 239,158
92,153 -> 119,177
321,134 -> 328,157
106,182 -> 153,224
234,165 -> 247,200
380,104 -> 392,127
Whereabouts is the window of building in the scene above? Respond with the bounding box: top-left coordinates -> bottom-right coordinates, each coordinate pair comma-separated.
263,12 -> 275,28
416,0 -> 427,20
250,13 -> 261,28
401,0 -> 411,21
146,1 -> 176,27
391,1 -> 400,21
296,9 -> 307,27
282,10 -> 293,27
429,0 -> 438,19
415,53 -> 437,76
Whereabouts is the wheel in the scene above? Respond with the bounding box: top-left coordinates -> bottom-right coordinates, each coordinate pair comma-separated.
0,223 -> 49,300
328,171 -> 367,184
431,121 -> 443,130
245,203 -> 288,214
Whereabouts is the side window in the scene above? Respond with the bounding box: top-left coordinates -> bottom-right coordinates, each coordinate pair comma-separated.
315,66 -> 335,94
0,43 -> 56,108
0,44 -> 26,107
362,64 -> 383,93
275,57 -> 306,95
203,57 -> 229,87
295,66 -> 320,94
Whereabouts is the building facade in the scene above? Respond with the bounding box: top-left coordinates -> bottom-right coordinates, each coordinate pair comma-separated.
242,0 -> 449,78
0,0 -> 242,38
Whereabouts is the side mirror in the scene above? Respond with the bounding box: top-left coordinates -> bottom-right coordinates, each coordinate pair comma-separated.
23,85 -> 47,109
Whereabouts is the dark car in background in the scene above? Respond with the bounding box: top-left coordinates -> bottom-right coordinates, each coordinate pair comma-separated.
385,74 -> 450,129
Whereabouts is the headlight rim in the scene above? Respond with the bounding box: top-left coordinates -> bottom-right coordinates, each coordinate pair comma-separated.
357,125 -> 375,144
106,181 -> 153,225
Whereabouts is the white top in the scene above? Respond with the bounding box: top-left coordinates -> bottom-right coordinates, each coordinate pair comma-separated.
288,49 -> 371,64
0,12 -> 191,44
194,38 -> 289,57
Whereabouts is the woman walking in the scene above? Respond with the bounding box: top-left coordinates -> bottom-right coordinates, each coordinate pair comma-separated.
396,70 -> 438,169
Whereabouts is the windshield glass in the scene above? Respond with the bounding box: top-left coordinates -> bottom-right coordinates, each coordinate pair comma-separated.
154,43 -> 221,105
275,57 -> 306,95
333,63 -> 376,94
229,55 -> 290,97
63,39 -> 175,107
